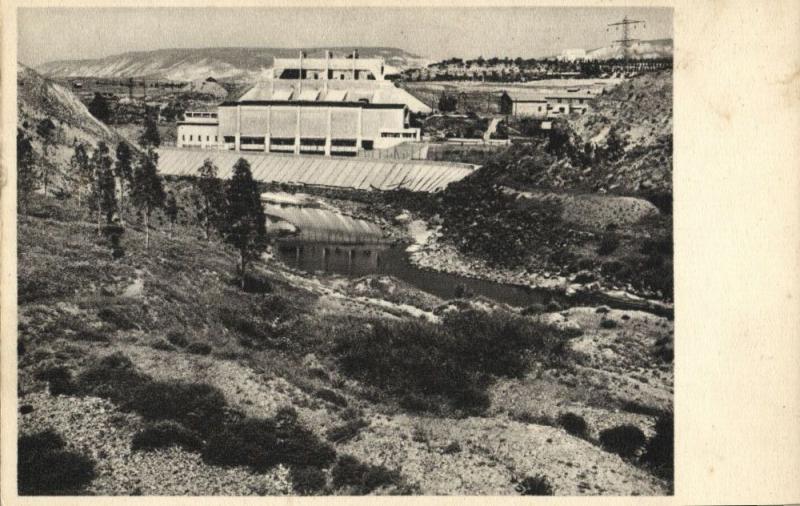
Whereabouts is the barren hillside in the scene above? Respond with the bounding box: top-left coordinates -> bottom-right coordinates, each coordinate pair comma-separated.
35,47 -> 429,82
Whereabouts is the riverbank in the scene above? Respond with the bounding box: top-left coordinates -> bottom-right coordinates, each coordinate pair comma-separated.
403,218 -> 673,318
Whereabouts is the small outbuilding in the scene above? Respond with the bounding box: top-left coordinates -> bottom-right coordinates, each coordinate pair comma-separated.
500,90 -> 548,118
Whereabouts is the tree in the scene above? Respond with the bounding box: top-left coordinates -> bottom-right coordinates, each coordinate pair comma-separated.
70,142 -> 92,208
139,108 -> 161,148
36,118 -> 56,196
131,149 -> 165,249
88,93 -> 112,123
88,142 -> 117,235
196,159 -> 225,240
165,191 -> 179,237
17,129 -> 36,214
438,93 -> 458,113
221,158 -> 267,289
114,142 -> 134,222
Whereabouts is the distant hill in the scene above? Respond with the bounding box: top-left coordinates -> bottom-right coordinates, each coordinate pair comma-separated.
35,47 -> 430,82
585,38 -> 672,60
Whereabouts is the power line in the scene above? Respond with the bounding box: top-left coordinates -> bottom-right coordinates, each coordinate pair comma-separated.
608,15 -> 645,62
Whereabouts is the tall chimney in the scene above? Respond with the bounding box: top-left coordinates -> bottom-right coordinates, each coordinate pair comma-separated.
352,49 -> 358,79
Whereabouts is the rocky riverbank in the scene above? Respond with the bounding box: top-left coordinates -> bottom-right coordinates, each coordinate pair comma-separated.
403,218 -> 673,317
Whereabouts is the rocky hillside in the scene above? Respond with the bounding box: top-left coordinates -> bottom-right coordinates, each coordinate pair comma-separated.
570,70 -> 672,194
585,39 -> 673,60
17,64 -> 128,192
35,47 -> 429,82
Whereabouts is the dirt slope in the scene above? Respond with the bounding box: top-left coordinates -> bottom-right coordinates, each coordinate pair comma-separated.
570,71 -> 673,193
17,64 -> 128,192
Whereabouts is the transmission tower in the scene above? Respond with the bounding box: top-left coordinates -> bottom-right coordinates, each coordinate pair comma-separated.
608,16 -> 645,62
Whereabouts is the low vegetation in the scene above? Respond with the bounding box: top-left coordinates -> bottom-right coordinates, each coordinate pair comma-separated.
599,424 -> 647,459
18,430 -> 97,495
335,309 -> 569,416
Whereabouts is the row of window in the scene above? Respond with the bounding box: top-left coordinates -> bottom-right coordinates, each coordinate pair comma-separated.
380,132 -> 418,139
182,134 -> 218,142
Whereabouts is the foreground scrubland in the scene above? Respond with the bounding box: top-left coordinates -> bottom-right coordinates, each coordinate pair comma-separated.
18,194 -> 672,496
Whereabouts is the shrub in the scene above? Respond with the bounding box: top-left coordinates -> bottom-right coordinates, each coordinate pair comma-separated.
600,318 -> 618,329
131,420 -> 203,452
327,418 -> 369,443
97,306 -> 137,330
442,441 -> 462,454
558,412 -> 589,439
597,231 -> 620,256
515,474 -> 554,495
316,388 -> 348,408
599,424 -> 646,458
77,352 -> 150,404
334,309 -> 554,415
18,430 -> 96,495
186,342 -> 213,355
290,466 -> 327,495
150,338 -> 175,351
36,365 -> 77,395
642,414 -> 674,480
203,408 -> 335,472
236,272 -> 272,294
125,381 -> 227,435
166,330 -> 189,348
331,455 -> 403,495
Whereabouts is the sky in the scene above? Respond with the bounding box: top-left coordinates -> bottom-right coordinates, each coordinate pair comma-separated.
18,7 -> 673,67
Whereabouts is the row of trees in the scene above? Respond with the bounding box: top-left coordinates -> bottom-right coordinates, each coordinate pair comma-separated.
19,106 -> 266,288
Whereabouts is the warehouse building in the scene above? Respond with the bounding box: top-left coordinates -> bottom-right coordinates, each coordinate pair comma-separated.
178,50 -> 430,155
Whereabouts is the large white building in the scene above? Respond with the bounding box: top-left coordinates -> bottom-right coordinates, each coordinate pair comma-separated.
177,50 -> 431,156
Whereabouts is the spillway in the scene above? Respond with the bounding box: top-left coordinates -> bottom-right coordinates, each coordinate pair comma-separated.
156,147 -> 475,193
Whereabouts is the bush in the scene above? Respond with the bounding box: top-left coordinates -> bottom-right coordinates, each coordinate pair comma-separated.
235,272 -> 272,294
642,414 -> 674,480
442,441 -> 462,454
203,408 -> 335,472
600,318 -> 618,329
290,466 -> 327,495
97,306 -> 138,330
515,474 -> 554,495
331,455 -> 403,495
36,365 -> 77,395
77,352 -> 150,404
558,412 -> 589,439
599,424 -> 646,458
150,338 -> 176,351
327,418 -> 369,443
131,420 -> 203,452
18,430 -> 96,495
186,342 -> 212,355
335,309 -> 556,416
316,388 -> 348,407
166,330 -> 189,348
125,381 -> 227,435
597,231 -> 620,256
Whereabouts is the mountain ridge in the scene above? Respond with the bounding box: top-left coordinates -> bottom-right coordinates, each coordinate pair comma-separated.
35,47 -> 430,82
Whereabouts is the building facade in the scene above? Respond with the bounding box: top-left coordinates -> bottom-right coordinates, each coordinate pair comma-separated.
177,50 -> 429,156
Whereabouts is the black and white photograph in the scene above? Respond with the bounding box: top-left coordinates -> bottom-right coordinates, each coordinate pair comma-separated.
11,4 -> 677,497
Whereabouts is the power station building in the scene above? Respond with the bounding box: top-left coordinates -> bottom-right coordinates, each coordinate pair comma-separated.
177,50 -> 431,156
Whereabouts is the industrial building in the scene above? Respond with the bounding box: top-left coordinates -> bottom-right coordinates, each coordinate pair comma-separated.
177,50 -> 431,156
500,85 -> 604,118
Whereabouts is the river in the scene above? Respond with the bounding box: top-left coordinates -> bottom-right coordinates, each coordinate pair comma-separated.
274,240 -> 560,308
